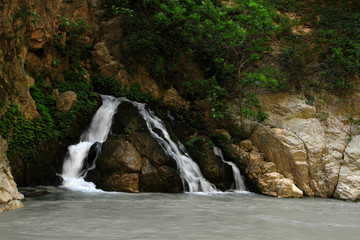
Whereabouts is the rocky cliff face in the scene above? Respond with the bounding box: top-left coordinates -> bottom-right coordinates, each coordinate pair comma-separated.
240,92 -> 360,200
0,0 -> 96,211
0,0 -> 95,118
1,0 -> 359,208
0,137 -> 24,212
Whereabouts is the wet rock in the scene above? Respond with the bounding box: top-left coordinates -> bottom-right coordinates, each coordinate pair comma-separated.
224,143 -> 303,198
186,135 -> 233,190
56,91 -> 77,113
0,137 -> 24,212
81,142 -> 102,175
140,158 -> 182,192
334,135 -> 360,201
87,137 -> 142,192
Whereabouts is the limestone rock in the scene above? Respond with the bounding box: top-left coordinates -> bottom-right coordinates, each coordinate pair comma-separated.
28,29 -> 48,50
0,137 -> 24,212
163,87 -> 189,112
56,91 -> 77,113
250,124 -> 312,195
240,140 -> 252,152
52,89 -> 60,99
334,135 -> 360,201
244,92 -> 350,198
225,143 -> 303,198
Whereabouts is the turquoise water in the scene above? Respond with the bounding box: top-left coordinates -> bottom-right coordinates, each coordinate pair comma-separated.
0,187 -> 359,240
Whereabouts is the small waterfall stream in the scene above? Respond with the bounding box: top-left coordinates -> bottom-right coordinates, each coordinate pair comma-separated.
213,146 -> 246,191
61,95 -> 226,193
61,95 -> 121,191
123,99 -> 217,192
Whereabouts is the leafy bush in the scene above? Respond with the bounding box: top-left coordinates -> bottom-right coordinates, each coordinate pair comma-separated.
91,74 -> 156,103
103,0 -> 277,123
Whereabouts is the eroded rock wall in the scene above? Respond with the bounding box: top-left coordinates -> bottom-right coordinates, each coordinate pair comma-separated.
0,137 -> 24,212
242,92 -> 359,200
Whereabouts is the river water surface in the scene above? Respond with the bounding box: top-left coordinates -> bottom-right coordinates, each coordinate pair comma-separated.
1,187 -> 360,240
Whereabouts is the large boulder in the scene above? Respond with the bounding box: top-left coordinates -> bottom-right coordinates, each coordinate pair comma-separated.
334,135 -> 360,201
87,102 -> 183,192
243,92 -> 350,198
0,137 -> 24,212
87,137 -> 142,192
224,141 -> 303,198
186,135 -> 233,190
56,91 -> 77,113
250,125 -> 312,196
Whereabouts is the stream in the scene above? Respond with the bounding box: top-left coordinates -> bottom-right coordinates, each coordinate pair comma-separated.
1,187 -> 360,240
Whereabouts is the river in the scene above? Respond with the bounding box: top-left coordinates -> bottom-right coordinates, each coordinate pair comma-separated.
0,187 -> 359,240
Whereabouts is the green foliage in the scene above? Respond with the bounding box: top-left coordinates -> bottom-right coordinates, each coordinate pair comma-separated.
104,0 -> 277,123
311,5 -> 360,92
185,136 -> 205,148
124,127 -> 135,138
54,15 -> 93,61
0,103 -> 56,159
0,72 -> 99,159
10,8 -> 41,27
91,74 -> 157,103
271,1 -> 360,93
211,132 -> 230,148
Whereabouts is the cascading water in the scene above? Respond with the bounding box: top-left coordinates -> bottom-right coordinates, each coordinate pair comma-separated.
62,95 -> 217,193
61,95 -> 121,192
213,146 -> 246,191
123,98 -> 217,192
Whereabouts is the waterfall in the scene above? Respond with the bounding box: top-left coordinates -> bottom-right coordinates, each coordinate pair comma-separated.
123,98 -> 217,192
61,95 -> 121,191
213,146 -> 246,191
61,95 -> 218,193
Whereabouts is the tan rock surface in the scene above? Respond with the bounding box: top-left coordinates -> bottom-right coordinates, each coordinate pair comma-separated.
0,137 -> 24,212
334,135 -> 360,201
56,91 -> 77,113
246,92 -> 351,198
227,143 -> 303,198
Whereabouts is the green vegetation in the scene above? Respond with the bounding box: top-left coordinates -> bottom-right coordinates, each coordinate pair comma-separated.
103,0 -> 278,123
265,0 -> 360,93
0,15 -> 98,160
0,103 -> 56,159
0,75 -> 98,159
91,74 -> 157,103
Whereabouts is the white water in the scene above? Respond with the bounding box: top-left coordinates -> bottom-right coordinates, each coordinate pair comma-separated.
213,146 -> 246,191
61,95 -> 121,192
61,95 -> 218,193
123,98 -> 217,192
